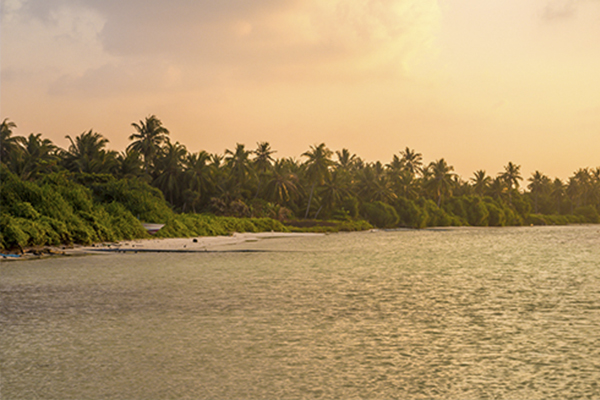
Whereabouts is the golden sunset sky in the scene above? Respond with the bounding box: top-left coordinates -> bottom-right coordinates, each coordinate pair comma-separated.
1,0 -> 599,179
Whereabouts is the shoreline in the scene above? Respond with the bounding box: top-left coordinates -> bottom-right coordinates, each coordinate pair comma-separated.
1,232 -> 325,261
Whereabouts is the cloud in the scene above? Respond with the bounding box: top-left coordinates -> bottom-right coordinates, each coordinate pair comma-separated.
541,0 -> 578,20
12,0 -> 440,83
47,58 -> 193,99
539,0 -> 600,21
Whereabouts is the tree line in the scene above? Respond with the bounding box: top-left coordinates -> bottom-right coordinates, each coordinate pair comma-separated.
1,115 -> 599,234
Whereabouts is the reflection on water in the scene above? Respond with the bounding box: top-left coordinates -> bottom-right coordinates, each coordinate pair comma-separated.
2,225 -> 600,399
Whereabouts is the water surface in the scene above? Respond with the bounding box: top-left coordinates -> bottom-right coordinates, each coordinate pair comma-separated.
2,225 -> 600,399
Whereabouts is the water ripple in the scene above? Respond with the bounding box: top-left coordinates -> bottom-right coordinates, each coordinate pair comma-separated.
1,225 -> 600,399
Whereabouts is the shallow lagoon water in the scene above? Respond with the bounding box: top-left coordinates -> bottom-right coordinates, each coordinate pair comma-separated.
2,225 -> 600,399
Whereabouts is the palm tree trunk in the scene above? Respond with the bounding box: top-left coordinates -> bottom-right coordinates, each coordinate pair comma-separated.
305,181 -> 316,218
254,179 -> 261,199
314,204 -> 323,219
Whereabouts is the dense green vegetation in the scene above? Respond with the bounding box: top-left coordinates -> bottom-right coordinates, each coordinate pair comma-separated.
1,116 -> 599,250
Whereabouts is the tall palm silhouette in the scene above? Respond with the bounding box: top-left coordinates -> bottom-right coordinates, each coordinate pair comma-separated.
527,170 -> 550,213
128,115 -> 170,175
64,130 -> 117,174
225,144 -> 253,199
302,143 -> 333,218
153,142 -> 187,205
426,158 -> 455,207
500,162 -> 522,203
184,150 -> 213,210
335,148 -> 358,172
356,162 -> 395,203
471,170 -> 491,197
400,147 -> 423,177
550,178 -> 564,214
116,149 -> 144,179
253,142 -> 276,198
318,170 -> 349,218
0,119 -> 19,167
14,133 -> 58,180
266,159 -> 299,206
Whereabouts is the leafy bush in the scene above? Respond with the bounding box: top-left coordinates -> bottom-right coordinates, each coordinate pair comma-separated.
0,215 -> 28,249
342,197 -> 360,219
90,178 -> 173,223
11,201 -> 41,220
394,197 -> 422,228
362,201 -> 400,228
484,198 -> 506,227
103,202 -> 149,240
574,205 -> 600,223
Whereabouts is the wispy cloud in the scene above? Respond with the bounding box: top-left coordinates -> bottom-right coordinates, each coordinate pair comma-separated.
0,0 -> 442,103
9,0 -> 440,87
541,0 -> 577,21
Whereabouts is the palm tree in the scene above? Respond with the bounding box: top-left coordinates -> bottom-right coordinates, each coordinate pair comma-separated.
498,162 -> 522,204
425,158 -> 455,207
225,144 -> 253,198
551,178 -> 564,214
386,154 -> 405,174
317,170 -> 349,218
253,142 -> 276,198
471,170 -> 491,197
355,162 -> 396,203
63,130 -> 118,174
0,119 -> 20,168
400,147 -> 423,177
210,153 -> 224,169
591,168 -> 600,209
336,148 -> 358,172
13,133 -> 59,180
116,148 -> 144,179
488,176 -> 507,200
527,170 -> 550,213
153,141 -> 187,205
266,159 -> 299,206
302,143 -> 334,218
395,170 -> 419,199
128,115 -> 170,175
387,154 -> 420,199
253,142 -> 276,172
184,150 -> 213,211
573,168 -> 592,206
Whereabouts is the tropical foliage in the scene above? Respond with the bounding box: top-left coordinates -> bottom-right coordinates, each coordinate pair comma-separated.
1,116 -> 599,250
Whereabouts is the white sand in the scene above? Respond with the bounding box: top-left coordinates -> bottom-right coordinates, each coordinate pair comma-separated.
69,232 -> 324,255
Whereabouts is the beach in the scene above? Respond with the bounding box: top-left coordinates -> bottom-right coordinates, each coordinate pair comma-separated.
0,232 -> 324,260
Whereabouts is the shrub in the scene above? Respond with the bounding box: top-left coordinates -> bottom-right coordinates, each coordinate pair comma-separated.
103,202 -> 148,240
11,202 -> 41,220
394,197 -> 425,228
39,216 -> 71,244
466,197 -> 490,226
574,205 -> 600,223
0,215 -> 28,249
483,198 -> 506,227
91,178 -> 173,223
342,197 -> 360,219
362,201 -> 400,228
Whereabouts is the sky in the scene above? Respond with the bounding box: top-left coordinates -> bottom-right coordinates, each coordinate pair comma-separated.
1,0 -> 599,180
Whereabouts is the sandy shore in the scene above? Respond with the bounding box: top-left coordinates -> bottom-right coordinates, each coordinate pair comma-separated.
56,231 -> 325,256
0,232 -> 326,260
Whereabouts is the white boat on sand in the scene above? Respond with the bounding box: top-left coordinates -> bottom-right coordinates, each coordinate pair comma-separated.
142,223 -> 165,235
